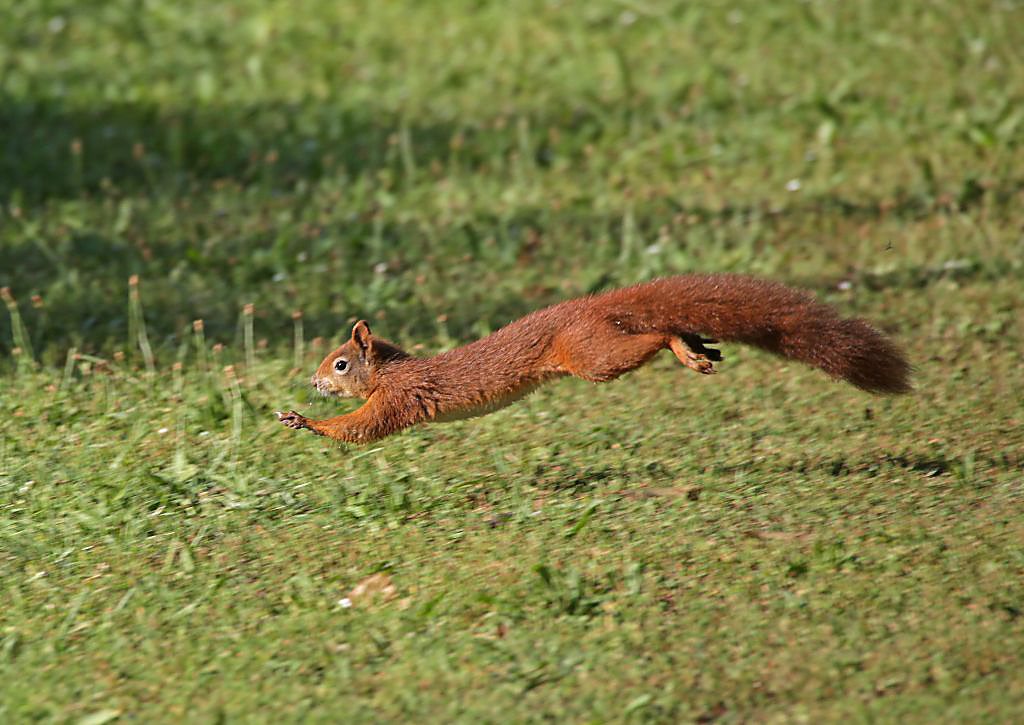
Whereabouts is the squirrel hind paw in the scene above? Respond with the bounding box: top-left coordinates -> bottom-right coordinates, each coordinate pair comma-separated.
669,336 -> 721,375
686,334 -> 723,361
686,355 -> 717,375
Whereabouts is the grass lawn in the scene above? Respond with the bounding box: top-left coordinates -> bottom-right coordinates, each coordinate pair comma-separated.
2,0 -> 1023,721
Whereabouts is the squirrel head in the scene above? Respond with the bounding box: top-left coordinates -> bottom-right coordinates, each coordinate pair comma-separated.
311,320 -> 409,399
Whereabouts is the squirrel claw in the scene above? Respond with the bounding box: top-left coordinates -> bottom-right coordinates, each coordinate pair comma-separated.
688,355 -> 717,375
669,336 -> 719,375
277,410 -> 309,430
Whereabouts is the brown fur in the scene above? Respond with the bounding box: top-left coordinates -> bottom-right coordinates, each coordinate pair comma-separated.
276,274 -> 911,443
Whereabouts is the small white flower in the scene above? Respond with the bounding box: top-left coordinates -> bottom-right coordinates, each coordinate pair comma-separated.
785,178 -> 802,192
157,427 -> 169,434
199,431 -> 210,437
943,259 -> 971,271
338,597 -> 353,609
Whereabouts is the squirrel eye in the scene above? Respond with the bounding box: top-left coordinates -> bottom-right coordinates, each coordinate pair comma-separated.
334,358 -> 348,372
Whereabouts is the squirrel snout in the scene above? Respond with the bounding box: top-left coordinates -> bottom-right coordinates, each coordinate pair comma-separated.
310,375 -> 337,398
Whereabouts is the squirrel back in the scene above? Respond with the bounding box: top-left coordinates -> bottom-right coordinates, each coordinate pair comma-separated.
278,274 -> 910,443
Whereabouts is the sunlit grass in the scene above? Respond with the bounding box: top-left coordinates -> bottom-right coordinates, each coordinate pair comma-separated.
1,0 -> 1023,721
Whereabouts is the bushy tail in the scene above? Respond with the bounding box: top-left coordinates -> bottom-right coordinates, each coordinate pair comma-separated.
606,275 -> 912,394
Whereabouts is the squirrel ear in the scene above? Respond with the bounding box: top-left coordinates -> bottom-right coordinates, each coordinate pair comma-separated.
350,320 -> 372,355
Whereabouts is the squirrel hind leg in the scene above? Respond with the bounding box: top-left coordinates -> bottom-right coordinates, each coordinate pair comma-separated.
554,329 -> 666,382
669,334 -> 722,375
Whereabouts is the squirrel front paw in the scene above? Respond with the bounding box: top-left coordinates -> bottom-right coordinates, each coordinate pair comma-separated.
276,410 -> 310,430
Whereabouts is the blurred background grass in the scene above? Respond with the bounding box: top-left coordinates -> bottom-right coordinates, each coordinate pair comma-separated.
3,0 -> 1021,362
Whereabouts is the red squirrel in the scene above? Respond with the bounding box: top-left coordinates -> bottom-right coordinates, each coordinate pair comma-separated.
277,274 -> 910,443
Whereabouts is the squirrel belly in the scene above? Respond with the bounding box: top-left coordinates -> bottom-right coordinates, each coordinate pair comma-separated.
276,274 -> 911,444
429,376 -> 564,423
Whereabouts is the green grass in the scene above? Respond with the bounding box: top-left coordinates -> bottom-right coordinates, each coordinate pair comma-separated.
2,0 -> 1023,721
